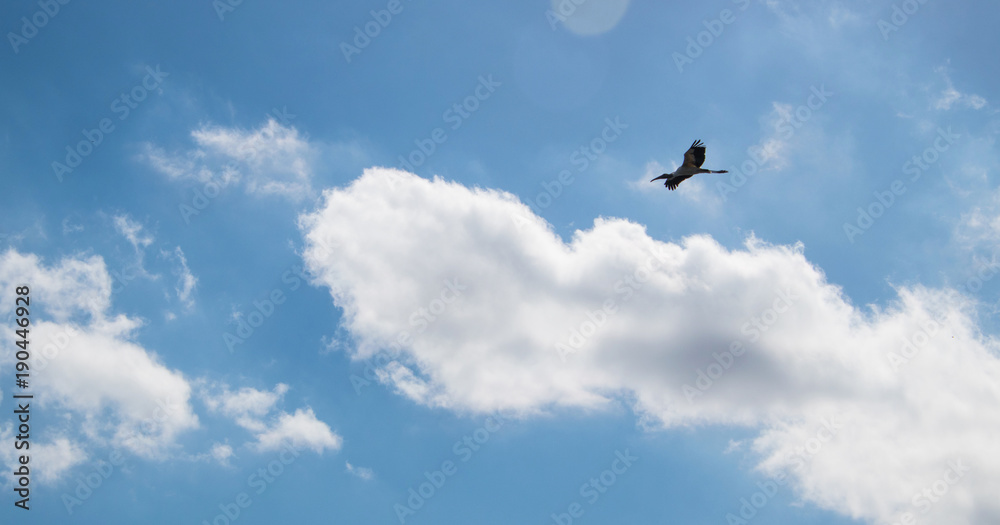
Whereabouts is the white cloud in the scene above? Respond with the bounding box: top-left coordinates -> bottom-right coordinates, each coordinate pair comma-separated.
675,177 -> 712,204
0,250 -> 110,323
629,160 -> 668,194
141,118 -> 372,206
113,214 -> 154,253
826,5 -> 860,28
935,87 -> 987,111
192,119 -> 315,199
202,383 -> 340,454
723,439 -> 743,454
142,119 -> 318,201
140,143 -> 237,185
962,189 -> 1000,243
31,438 -> 89,484
163,247 -> 197,310
300,168 -> 1000,525
37,319 -> 198,458
112,214 -> 156,279
934,68 -> 988,111
756,103 -> 797,170
210,443 -> 234,465
0,430 -> 88,485
253,408 -> 342,454
345,461 -> 375,481
946,134 -> 1000,258
203,383 -> 288,432
62,216 -> 84,235
0,250 -> 200,469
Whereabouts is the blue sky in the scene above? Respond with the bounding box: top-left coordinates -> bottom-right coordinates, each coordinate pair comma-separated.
2,0 -> 999,523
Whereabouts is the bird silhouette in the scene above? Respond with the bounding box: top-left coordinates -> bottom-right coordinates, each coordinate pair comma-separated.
650,140 -> 728,190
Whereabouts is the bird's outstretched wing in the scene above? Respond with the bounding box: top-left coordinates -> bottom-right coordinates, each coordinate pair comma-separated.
681,140 -> 706,169
665,174 -> 691,190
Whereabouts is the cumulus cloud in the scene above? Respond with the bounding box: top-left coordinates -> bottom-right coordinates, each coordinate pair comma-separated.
0,250 -> 200,468
202,383 -> 340,454
300,168 -> 1000,524
0,250 -> 111,322
253,408 -> 342,454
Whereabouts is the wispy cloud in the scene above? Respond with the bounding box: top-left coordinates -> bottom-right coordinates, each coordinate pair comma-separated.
141,117 -> 372,207
345,461 -> 375,481
112,214 -> 156,278
142,119 -> 318,201
161,246 -> 197,310
62,216 -> 84,235
934,66 -> 988,111
113,214 -> 154,252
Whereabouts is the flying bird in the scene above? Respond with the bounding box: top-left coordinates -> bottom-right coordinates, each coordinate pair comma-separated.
651,140 -> 728,190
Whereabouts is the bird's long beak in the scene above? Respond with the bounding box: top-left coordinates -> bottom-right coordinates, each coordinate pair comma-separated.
650,173 -> 668,182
